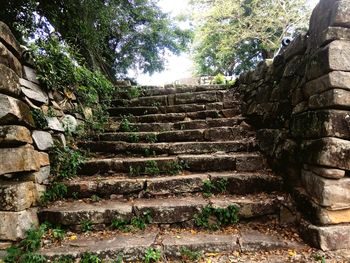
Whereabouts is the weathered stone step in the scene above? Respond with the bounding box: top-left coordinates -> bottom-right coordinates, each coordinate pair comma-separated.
99,126 -> 255,143
112,90 -> 237,107
108,101 -> 238,116
38,193 -> 282,229
80,153 -> 268,176
109,109 -> 240,123
64,172 -> 282,198
115,84 -> 232,99
106,117 -> 246,132
80,139 -> 257,156
40,228 -> 304,262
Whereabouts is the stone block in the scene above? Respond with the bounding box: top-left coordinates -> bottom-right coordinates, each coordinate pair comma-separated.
300,220 -> 350,251
0,181 -> 35,211
304,71 -> 350,98
0,22 -> 22,58
0,145 -> 41,176
306,41 -> 350,81
37,152 -> 50,167
283,33 -> 307,62
0,93 -> 34,127
301,169 -> 350,209
301,137 -> 350,170
304,164 -> 346,179
0,125 -> 32,146
0,209 -> 38,241
20,78 -> 48,104
0,64 -> 20,97
0,42 -> 22,77
330,0 -> 350,28
320,27 -> 350,47
46,117 -> 64,132
32,130 -> 53,151
22,66 -> 39,84
23,166 -> 50,184
309,89 -> 350,110
291,110 -> 350,139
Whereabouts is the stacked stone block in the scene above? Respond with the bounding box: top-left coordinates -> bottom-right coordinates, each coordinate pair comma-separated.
237,0 -> 350,251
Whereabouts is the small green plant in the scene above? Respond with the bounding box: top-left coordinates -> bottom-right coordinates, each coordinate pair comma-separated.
313,254 -> 326,263
72,192 -> 79,199
203,178 -> 228,197
47,106 -> 57,117
40,182 -> 68,205
144,248 -> 161,263
128,133 -> 140,143
81,220 -> 93,232
111,218 -> 131,232
52,255 -> 75,263
50,145 -> 86,180
127,86 -> 142,99
80,253 -> 103,263
90,195 -> 101,202
166,161 -> 188,175
212,73 -> 226,84
151,101 -> 161,107
50,227 -> 65,242
131,211 -> 152,230
144,160 -> 160,175
180,247 -> 202,262
145,134 -> 158,143
144,148 -> 156,157
194,205 -> 239,230
31,109 -> 48,129
129,165 -> 141,176
120,115 -> 137,132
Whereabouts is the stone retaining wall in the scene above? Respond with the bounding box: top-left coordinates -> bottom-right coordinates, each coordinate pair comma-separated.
236,0 -> 350,251
0,22 -> 77,248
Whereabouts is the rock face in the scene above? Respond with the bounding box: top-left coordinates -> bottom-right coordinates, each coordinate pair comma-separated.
0,93 -> 34,127
0,145 -> 41,176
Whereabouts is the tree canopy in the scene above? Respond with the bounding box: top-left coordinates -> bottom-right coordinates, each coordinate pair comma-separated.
0,0 -> 192,80
190,0 -> 311,76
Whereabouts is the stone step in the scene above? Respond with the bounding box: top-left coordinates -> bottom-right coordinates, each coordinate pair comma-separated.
115,84 -> 232,99
99,126 -> 255,143
112,90 -> 237,107
109,109 -> 240,123
38,193 -> 283,229
64,172 -> 283,198
80,140 -> 257,156
40,228 -> 305,262
108,101 -> 238,116
79,153 -> 267,176
106,117 -> 246,133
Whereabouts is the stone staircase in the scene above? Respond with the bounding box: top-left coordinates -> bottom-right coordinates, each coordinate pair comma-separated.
38,85 -> 308,262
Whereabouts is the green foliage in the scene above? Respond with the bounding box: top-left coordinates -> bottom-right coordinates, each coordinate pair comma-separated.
203,178 -> 228,197
144,148 -> 156,157
52,255 -> 75,263
128,133 -> 140,143
145,134 -> 158,143
166,161 -> 188,175
180,247 -> 202,262
129,165 -> 141,177
191,0 -> 311,75
49,145 -> 85,180
81,220 -> 93,232
110,218 -> 131,232
212,73 -> 226,84
80,253 -> 102,263
31,109 -> 48,130
194,205 -> 239,230
40,182 -> 68,206
1,0 -> 192,78
5,224 -> 48,263
126,86 -> 142,99
90,195 -> 101,202
120,115 -> 137,132
313,254 -> 326,263
50,227 -> 65,242
144,248 -> 161,263
144,161 -> 160,176
111,211 -> 152,232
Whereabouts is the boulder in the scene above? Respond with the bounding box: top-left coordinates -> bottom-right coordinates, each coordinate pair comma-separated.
0,93 -> 34,127
46,117 -> 64,132
301,137 -> 350,170
0,145 -> 41,176
301,169 -> 350,209
32,130 -> 53,151
0,125 -> 32,146
0,42 -> 22,77
0,210 -> 38,241
0,181 -> 35,211
22,66 -> 39,84
0,64 -> 20,97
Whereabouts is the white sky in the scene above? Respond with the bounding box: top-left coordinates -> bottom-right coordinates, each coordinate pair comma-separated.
135,0 -> 320,85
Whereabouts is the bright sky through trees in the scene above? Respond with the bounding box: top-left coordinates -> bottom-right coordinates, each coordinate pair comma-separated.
136,0 -> 320,85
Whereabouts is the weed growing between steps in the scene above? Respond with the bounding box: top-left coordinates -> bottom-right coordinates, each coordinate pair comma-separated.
144,248 -> 161,263
126,86 -> 143,99
203,178 -> 229,197
128,132 -> 140,143
4,223 -> 65,263
129,161 -> 188,176
120,115 -> 138,132
180,247 -> 203,262
111,211 -> 152,232
145,133 -> 158,143
195,205 -> 239,230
